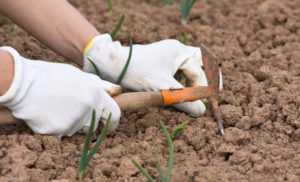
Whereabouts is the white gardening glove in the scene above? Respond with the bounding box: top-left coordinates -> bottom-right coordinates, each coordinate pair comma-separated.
83,34 -> 222,117
0,46 -> 121,138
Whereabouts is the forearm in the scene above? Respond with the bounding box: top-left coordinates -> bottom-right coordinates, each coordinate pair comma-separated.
0,0 -> 100,66
0,50 -> 14,95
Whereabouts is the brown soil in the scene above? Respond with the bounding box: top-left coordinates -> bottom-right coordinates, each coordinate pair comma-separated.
0,0 -> 300,181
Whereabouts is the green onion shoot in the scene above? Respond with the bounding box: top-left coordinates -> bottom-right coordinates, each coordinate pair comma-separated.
111,14 -> 125,39
132,121 -> 174,182
77,110 -> 111,180
171,121 -> 189,138
180,0 -> 197,23
116,33 -> 133,84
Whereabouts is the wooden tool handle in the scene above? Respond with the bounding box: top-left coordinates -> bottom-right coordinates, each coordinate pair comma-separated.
113,91 -> 164,111
0,105 -> 22,125
0,91 -> 164,125
0,86 -> 213,126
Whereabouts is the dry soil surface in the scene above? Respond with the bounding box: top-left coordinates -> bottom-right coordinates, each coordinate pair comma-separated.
0,0 -> 300,181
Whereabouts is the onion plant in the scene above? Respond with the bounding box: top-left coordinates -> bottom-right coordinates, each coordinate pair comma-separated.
116,33 -> 133,84
106,0 -> 113,11
180,0 -> 197,23
77,110 -> 111,180
104,14 -> 125,39
171,121 -> 189,138
111,14 -> 125,39
164,0 -> 173,6
131,121 -> 174,182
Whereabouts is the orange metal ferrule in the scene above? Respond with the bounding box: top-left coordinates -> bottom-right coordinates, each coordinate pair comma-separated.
160,86 -> 215,105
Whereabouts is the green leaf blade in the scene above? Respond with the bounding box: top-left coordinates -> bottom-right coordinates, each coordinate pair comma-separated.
164,0 -> 173,6
78,109 -> 96,180
159,121 -> 174,182
106,0 -> 113,11
171,121 -> 189,138
131,159 -> 155,182
152,138 -> 165,182
81,113 -> 112,169
180,0 -> 197,23
111,14 -> 125,39
116,33 -> 133,84
87,57 -> 101,78
183,32 -> 187,45
176,71 -> 184,82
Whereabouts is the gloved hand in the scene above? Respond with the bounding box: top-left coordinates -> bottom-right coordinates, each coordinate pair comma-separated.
0,46 -> 121,138
83,34 -> 222,117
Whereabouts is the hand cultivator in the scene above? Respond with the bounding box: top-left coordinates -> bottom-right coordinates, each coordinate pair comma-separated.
0,45 -> 224,134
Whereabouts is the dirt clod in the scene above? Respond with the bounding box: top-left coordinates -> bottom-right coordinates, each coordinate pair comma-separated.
224,127 -> 250,145
220,105 -> 243,126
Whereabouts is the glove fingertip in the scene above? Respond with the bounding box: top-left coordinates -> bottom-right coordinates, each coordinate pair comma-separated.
101,96 -> 121,133
99,80 -> 122,97
174,100 -> 206,117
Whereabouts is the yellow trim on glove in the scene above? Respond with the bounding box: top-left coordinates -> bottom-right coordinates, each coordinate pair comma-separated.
83,37 -> 95,54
